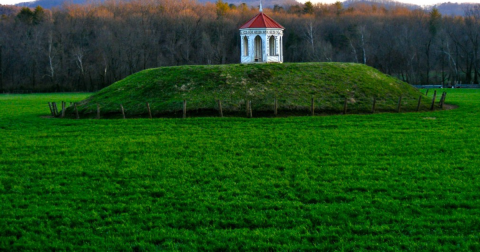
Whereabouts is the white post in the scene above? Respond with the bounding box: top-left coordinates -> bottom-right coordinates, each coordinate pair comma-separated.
263,34 -> 267,62
280,36 -> 283,62
250,36 -> 253,62
240,35 -> 244,62
276,36 -> 279,61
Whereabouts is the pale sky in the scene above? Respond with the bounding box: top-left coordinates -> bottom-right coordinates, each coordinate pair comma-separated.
1,0 -> 480,6
1,0 -> 27,4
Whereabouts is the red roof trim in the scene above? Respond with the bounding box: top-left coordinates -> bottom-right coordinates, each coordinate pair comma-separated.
239,12 -> 284,29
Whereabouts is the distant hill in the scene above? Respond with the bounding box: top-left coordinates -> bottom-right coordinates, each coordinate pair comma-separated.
343,0 -> 421,10
15,0 -> 298,9
0,4 -> 22,15
12,0 -> 480,17
432,2 -> 478,16
15,0 -> 99,9
196,0 -> 299,7
343,0 -> 480,16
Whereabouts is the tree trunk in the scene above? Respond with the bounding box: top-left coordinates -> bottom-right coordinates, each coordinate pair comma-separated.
0,45 -> 3,92
425,40 -> 431,84
466,55 -> 473,84
31,60 -> 36,90
441,51 -> 445,87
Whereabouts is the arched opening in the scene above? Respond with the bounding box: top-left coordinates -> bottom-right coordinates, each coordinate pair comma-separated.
269,36 -> 276,56
243,36 -> 249,56
254,36 -> 262,62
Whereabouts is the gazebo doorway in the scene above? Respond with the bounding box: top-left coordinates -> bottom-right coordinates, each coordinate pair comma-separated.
254,36 -> 262,62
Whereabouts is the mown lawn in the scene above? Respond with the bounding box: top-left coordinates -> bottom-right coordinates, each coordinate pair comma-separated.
1,90 -> 479,251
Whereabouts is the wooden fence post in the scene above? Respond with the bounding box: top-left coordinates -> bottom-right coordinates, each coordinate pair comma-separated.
183,100 -> 187,119
146,103 -> 152,119
397,96 -> 402,113
343,97 -> 348,115
48,102 -> 54,116
442,92 -> 447,107
372,97 -> 376,113
218,100 -> 223,117
61,101 -> 66,118
439,92 -> 444,109
74,103 -> 79,119
246,100 -> 249,117
311,97 -> 315,116
53,102 -> 58,116
96,103 -> 100,119
430,90 -> 437,111
274,97 -> 278,116
416,96 -> 422,112
120,104 -> 126,119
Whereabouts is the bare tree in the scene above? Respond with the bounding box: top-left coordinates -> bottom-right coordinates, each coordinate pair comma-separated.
1,0 -> 480,91
73,46 -> 87,90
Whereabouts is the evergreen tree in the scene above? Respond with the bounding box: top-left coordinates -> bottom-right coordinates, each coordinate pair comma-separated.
16,7 -> 34,25
304,1 -> 314,15
33,6 -> 46,25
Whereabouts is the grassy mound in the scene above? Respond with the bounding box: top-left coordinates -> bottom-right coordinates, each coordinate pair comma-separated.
73,63 -> 430,117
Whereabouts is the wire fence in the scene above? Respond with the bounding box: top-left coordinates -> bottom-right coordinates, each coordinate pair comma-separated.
47,91 -> 447,119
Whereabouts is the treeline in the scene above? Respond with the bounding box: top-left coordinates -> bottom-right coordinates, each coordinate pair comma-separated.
0,0 -> 480,92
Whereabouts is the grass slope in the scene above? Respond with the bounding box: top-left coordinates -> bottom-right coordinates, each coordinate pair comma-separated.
75,63 -> 429,117
0,90 -> 478,250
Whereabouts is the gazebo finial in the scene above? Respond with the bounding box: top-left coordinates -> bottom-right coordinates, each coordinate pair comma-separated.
259,0 -> 263,12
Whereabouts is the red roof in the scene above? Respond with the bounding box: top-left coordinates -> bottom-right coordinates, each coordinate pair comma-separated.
239,12 -> 284,29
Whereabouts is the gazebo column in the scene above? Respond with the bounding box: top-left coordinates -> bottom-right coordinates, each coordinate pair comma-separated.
250,37 -> 253,62
263,34 -> 267,62
276,36 -> 279,59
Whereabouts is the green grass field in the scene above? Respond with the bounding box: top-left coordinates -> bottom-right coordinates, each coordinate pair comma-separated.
1,90 -> 480,250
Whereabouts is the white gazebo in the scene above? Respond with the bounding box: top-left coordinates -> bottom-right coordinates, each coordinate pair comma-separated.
239,4 -> 284,63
